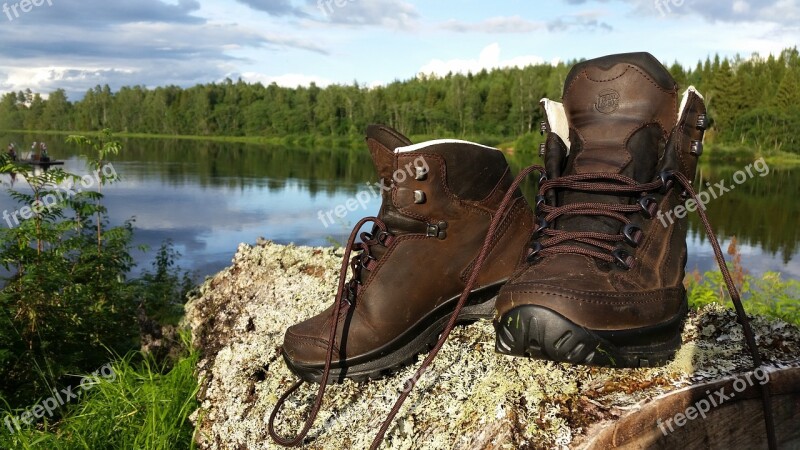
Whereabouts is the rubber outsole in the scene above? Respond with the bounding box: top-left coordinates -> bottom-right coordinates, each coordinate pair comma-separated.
494,304 -> 687,368
283,282 -> 500,384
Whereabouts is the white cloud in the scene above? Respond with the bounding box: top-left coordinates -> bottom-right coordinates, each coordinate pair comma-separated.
440,16 -> 544,33
732,1 -> 751,13
440,13 -> 612,34
417,44 -> 552,77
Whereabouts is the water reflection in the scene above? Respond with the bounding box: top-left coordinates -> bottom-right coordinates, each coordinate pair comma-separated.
0,133 -> 797,280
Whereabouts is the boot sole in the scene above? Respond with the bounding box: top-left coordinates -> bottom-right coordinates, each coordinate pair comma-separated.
494,303 -> 687,368
283,282 -> 501,384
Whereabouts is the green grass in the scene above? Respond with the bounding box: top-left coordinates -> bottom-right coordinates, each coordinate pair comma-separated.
1,129 -> 521,151
687,270 -> 800,326
2,128 -> 294,146
6,129 -> 799,165
704,143 -> 800,166
0,337 -> 200,450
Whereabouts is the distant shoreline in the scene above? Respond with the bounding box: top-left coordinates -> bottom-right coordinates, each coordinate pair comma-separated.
2,129 -> 799,166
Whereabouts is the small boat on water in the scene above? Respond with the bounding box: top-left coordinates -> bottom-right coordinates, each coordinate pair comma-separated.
7,142 -> 65,167
20,159 -> 65,167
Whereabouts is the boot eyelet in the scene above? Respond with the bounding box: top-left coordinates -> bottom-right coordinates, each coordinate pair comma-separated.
612,248 -> 634,270
426,221 -> 448,240
415,166 -> 428,181
659,170 -> 675,194
376,231 -> 393,246
526,242 -> 543,263
532,219 -> 549,239
696,114 -> 708,131
361,254 -> 377,270
535,195 -> 547,208
690,140 -> 704,156
622,223 -> 643,248
639,196 -> 658,219
538,172 -> 548,184
414,190 -> 426,204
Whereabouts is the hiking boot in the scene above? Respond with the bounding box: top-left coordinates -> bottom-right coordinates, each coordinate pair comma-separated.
494,52 -> 709,367
281,125 -> 534,383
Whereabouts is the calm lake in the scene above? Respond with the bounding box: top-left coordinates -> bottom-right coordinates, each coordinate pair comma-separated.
1,134 -> 799,282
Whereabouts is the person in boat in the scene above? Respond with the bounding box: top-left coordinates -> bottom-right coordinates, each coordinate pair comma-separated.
40,142 -> 49,162
6,143 -> 16,161
31,142 -> 39,161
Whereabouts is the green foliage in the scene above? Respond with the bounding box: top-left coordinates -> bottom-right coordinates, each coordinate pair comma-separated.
687,270 -> 800,326
0,337 -> 199,450
0,133 -> 194,412
0,64 -> 572,145
513,132 -> 544,155
2,48 -> 799,154
0,148 -> 137,406
133,242 -> 194,326
66,129 -> 121,177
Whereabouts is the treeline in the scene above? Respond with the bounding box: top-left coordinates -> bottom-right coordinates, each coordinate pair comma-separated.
1,48 -> 799,152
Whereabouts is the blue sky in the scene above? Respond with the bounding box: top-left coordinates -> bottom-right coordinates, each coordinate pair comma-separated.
0,0 -> 797,99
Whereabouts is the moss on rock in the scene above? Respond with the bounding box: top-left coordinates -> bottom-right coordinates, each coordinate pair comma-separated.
184,241 -> 800,449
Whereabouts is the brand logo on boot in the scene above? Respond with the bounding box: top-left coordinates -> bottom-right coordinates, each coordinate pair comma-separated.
595,89 -> 620,114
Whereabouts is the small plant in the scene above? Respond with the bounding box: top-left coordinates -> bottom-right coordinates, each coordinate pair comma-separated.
0,335 -> 200,450
686,237 -> 800,326
0,141 -> 136,406
66,129 -> 122,253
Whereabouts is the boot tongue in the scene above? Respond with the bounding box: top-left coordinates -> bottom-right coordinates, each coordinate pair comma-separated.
556,53 -> 678,237
561,52 -> 678,180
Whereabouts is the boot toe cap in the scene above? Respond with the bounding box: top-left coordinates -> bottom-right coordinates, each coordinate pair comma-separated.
282,321 -> 333,367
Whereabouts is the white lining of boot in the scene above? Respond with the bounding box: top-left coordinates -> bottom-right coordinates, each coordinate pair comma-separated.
678,85 -> 704,124
541,98 -> 571,155
394,139 -> 500,153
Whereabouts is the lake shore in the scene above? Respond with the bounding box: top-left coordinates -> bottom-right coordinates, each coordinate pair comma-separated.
6,129 -> 799,167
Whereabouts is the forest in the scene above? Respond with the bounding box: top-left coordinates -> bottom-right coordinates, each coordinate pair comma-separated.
0,48 -> 799,153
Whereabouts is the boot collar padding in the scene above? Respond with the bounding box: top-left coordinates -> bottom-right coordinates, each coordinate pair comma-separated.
394,139 -> 500,153
541,98 -> 572,154
542,87 -> 705,156
678,86 -> 704,124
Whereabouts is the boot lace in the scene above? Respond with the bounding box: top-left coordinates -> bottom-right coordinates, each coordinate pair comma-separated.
271,166 -> 776,450
268,216 -> 393,447
528,171 -> 668,269
371,166 -> 777,450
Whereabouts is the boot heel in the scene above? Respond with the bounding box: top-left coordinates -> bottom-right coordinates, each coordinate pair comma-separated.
494,305 -> 685,368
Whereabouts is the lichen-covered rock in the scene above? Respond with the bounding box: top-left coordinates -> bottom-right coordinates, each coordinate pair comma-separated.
184,241 -> 800,449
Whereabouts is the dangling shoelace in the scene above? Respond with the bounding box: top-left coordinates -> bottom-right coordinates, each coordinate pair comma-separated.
371,166 -> 776,450
673,171 -> 777,450
368,165 -> 545,449
530,169 -> 776,448
268,216 -> 393,447
270,166 -> 776,450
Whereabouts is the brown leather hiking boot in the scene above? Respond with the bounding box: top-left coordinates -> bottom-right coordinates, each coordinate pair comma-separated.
270,125 -> 533,446
494,52 -> 708,368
